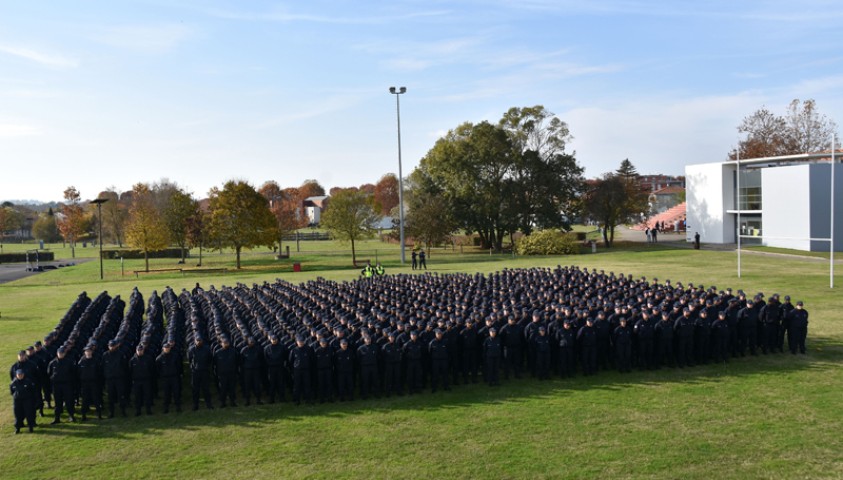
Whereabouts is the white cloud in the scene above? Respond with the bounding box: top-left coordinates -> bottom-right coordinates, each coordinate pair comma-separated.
205,6 -> 450,24
564,92 -> 766,176
91,24 -> 193,53
0,122 -> 41,137
0,44 -> 78,68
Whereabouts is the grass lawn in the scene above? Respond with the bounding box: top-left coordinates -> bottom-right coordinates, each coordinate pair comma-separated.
0,245 -> 841,479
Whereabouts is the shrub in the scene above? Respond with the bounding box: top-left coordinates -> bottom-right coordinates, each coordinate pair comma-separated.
516,230 -> 579,256
0,251 -> 55,263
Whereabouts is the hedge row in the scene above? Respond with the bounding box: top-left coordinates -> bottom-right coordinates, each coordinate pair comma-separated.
0,251 -> 55,263
101,248 -> 187,260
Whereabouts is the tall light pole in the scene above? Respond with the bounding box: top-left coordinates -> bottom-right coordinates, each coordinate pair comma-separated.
89,198 -> 108,280
389,86 -> 407,264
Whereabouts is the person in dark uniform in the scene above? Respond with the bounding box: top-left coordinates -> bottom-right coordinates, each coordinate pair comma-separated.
314,337 -> 333,403
11,348 -> 42,417
188,338 -> 214,411
483,327 -> 502,386
779,295 -> 794,353
411,251 -> 418,270
674,308 -> 695,368
711,311 -> 730,363
593,312 -> 612,370
77,345 -> 102,421
240,337 -> 263,406
289,336 -> 313,404
787,301 -> 808,354
214,337 -> 238,408
577,318 -> 597,376
102,339 -> 128,417
129,344 -> 155,416
33,341 -> 52,411
402,330 -> 423,394
737,300 -> 759,356
654,311 -> 675,368
381,333 -> 402,397
418,250 -> 427,270
694,308 -> 712,365
459,319 -> 478,384
759,298 -> 781,355
10,369 -> 37,434
556,320 -> 576,377
429,329 -> 449,392
156,342 -> 182,413
48,346 -> 76,424
612,317 -> 632,373
500,316 -> 524,379
357,335 -> 379,400
264,335 -> 287,403
333,338 -> 355,401
634,310 -> 656,370
531,326 -> 551,379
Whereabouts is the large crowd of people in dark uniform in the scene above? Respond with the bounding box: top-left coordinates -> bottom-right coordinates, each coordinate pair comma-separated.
9,266 -> 810,434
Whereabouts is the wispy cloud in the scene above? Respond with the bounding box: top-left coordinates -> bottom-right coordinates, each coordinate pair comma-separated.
91,24 -> 193,53
0,122 -> 41,137
252,94 -> 364,128
206,7 -> 449,25
0,44 -> 78,68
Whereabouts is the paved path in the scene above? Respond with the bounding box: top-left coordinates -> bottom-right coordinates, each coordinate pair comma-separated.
0,259 -> 92,285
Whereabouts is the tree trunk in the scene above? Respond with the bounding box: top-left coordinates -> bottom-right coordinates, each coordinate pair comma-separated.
609,225 -> 615,247
350,237 -> 356,265
236,245 -> 242,269
181,243 -> 187,263
602,223 -> 610,247
144,250 -> 150,272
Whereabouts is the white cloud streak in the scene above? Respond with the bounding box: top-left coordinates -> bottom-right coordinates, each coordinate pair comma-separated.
0,45 -> 78,68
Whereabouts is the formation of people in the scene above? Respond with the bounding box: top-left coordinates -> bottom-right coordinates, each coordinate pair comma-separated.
9,266 -> 810,434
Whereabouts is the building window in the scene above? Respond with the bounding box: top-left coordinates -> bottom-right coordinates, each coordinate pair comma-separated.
737,169 -> 762,210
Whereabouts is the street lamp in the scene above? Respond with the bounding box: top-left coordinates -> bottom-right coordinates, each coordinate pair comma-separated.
389,86 -> 407,264
89,198 -> 108,280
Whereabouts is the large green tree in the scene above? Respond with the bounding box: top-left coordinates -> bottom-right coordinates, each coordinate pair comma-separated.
585,162 -> 649,248
163,188 -> 198,263
208,180 -> 278,269
414,106 -> 584,251
320,188 -> 379,265
125,183 -> 170,272
32,208 -> 61,243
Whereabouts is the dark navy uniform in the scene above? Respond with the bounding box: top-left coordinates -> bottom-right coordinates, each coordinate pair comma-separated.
10,371 -> 37,433
483,330 -> 502,386
156,346 -> 182,413
264,338 -> 287,403
129,347 -> 155,416
102,342 -> 128,417
214,343 -> 238,407
48,351 -> 76,423
188,341 -> 214,410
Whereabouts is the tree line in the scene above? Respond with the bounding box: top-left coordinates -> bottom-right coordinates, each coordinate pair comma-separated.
8,99 -> 837,261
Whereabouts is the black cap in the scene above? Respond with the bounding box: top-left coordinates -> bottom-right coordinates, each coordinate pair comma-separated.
15,369 -> 24,376
797,301 -> 804,306
108,339 -> 119,347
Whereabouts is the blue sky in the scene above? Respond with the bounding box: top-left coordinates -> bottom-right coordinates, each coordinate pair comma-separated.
2,0 -> 842,202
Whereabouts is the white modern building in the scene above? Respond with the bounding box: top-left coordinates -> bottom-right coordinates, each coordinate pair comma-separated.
685,153 -> 842,252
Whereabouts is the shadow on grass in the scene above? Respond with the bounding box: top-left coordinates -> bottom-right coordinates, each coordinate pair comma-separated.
34,337 -> 840,440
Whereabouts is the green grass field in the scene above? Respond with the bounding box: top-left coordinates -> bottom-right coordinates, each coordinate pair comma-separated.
1,242 -> 842,479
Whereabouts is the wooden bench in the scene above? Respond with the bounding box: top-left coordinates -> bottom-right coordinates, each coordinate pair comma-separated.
133,268 -> 183,278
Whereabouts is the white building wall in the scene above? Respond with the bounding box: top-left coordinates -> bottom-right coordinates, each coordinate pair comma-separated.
685,162 -> 731,243
761,165 -> 811,250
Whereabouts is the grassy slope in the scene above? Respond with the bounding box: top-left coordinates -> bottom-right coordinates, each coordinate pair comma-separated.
1,245 -> 842,479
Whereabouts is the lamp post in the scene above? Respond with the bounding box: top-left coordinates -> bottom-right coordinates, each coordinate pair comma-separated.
89,198 -> 108,280
389,86 -> 407,264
